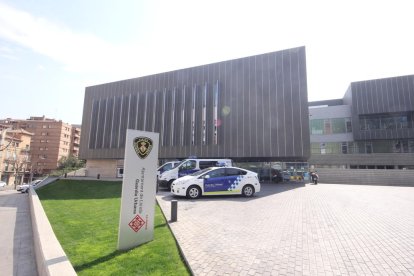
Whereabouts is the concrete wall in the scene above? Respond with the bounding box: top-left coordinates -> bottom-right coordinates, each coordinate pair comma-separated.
85,159 -> 120,178
29,187 -> 76,276
309,153 -> 414,166
316,168 -> 414,185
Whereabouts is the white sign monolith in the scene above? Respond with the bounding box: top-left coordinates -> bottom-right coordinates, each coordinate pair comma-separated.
117,130 -> 159,250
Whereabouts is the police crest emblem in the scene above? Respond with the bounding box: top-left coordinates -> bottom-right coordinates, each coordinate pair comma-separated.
133,137 -> 153,159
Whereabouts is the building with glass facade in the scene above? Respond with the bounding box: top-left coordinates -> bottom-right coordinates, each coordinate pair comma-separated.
79,46 -> 311,179
309,74 -> 414,171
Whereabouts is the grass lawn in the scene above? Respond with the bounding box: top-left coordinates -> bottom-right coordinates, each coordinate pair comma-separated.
36,179 -> 190,276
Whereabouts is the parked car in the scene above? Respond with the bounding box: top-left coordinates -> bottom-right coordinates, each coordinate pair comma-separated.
171,166 -> 260,199
17,179 -> 43,193
0,181 -> 7,188
158,158 -> 233,189
157,161 -> 181,179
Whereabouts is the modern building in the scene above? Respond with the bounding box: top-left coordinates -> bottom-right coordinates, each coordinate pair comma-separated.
309,74 -> 414,184
0,116 -> 82,175
80,46 -> 311,178
0,128 -> 33,186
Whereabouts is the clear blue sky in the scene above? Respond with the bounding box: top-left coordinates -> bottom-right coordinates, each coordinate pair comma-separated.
1,0 -> 413,125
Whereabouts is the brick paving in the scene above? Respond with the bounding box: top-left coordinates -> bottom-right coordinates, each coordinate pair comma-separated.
156,183 -> 414,276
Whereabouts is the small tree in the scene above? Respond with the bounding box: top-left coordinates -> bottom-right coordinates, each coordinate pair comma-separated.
58,155 -> 85,171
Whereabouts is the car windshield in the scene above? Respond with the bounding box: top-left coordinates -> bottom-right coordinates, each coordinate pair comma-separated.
191,168 -> 213,176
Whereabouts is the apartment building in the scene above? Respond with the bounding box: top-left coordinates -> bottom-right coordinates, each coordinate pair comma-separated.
0,116 -> 81,174
70,125 -> 81,158
0,128 -> 33,186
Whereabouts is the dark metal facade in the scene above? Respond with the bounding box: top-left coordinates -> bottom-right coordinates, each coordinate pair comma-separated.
80,46 -> 310,161
346,75 -> 414,140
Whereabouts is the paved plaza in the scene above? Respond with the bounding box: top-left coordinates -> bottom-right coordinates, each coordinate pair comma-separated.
0,189 -> 37,276
157,183 -> 414,276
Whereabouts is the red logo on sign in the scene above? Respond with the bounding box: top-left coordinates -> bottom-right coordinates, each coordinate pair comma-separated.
128,214 -> 146,232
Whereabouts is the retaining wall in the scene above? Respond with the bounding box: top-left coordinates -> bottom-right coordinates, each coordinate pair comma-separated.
29,187 -> 76,276
316,168 -> 414,185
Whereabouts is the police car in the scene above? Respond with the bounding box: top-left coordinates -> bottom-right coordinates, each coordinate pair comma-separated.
171,166 -> 260,199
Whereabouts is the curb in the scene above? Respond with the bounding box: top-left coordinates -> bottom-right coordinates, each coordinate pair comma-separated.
29,187 -> 77,276
155,197 -> 194,276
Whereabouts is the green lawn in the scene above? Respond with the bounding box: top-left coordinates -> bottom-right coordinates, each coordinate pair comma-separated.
37,179 -> 190,276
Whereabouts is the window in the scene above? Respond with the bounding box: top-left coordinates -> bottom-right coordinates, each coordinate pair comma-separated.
199,161 -> 218,170
310,119 -> 323,135
365,142 -> 373,154
324,119 -> 332,134
341,142 -> 348,154
180,160 -> 196,171
332,118 -> 346,133
226,168 -> 247,176
345,119 -> 352,132
205,168 -> 226,178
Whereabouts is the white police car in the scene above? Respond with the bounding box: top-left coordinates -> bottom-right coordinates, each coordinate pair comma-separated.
171,166 -> 260,199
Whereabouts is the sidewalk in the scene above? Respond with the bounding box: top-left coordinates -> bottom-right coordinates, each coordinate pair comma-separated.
0,189 -> 37,276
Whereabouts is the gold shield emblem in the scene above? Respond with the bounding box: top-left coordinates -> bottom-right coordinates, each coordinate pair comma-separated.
133,137 -> 153,159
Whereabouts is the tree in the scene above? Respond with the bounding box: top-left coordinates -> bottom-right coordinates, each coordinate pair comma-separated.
58,155 -> 85,170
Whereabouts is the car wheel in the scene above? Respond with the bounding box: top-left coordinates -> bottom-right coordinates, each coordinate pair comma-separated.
242,185 -> 255,197
167,180 -> 175,190
186,185 -> 201,199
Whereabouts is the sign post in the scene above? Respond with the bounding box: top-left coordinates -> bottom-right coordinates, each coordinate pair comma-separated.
117,130 -> 159,250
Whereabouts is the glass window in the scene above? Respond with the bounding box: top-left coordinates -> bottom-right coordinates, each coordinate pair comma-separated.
199,161 -> 218,170
324,119 -> 332,134
205,168 -> 226,178
180,160 -> 196,170
332,118 -> 346,133
366,118 -> 380,130
366,142 -> 373,154
345,118 -> 352,132
310,119 -> 323,135
341,142 -> 348,154
226,168 -> 247,176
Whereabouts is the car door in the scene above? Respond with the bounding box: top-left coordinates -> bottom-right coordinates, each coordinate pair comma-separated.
203,168 -> 227,192
224,168 -> 247,192
178,160 -> 198,177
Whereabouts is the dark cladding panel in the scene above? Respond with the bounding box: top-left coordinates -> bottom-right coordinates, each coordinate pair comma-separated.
111,96 -> 122,148
283,50 -> 294,156
95,98 -> 106,149
129,94 -> 137,130
248,56 -> 257,156
275,52 -> 285,156
136,92 -> 145,131
271,54 -> 278,156
173,88 -> 182,148
205,82 -> 213,148
163,90 -> 171,147
289,50 -> 301,156
151,90 -> 159,133
194,84 -> 203,147
80,46 -> 310,161
298,48 -> 310,158
405,76 -> 413,110
103,97 -> 114,148
118,95 -> 129,148
183,86 -> 192,146
88,100 -> 99,149
217,61 -> 226,154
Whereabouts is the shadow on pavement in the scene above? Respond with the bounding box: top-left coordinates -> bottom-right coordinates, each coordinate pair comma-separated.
158,182 -> 306,203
